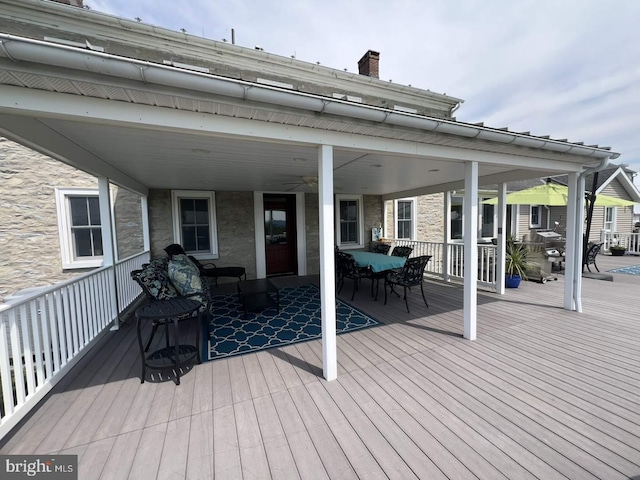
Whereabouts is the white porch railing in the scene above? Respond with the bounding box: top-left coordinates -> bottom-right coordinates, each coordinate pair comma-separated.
386,239 -> 497,289
601,231 -> 640,255
0,250 -> 150,439
115,251 -> 150,312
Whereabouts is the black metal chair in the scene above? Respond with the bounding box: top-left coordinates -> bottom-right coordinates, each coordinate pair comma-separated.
336,251 -> 368,301
391,245 -> 413,258
370,243 -> 391,255
384,255 -> 431,313
583,242 -> 603,273
164,244 -> 246,286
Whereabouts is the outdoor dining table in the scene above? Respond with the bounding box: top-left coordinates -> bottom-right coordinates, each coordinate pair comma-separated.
349,250 -> 407,300
349,251 -> 406,272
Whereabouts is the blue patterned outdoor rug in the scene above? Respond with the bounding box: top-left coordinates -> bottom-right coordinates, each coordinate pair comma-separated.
204,284 -> 379,361
609,265 -> 640,275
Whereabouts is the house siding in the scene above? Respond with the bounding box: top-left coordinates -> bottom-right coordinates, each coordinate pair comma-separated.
0,138 -> 146,301
215,191 -> 256,279
384,193 -> 445,242
147,189 -> 256,281
588,179 -> 635,241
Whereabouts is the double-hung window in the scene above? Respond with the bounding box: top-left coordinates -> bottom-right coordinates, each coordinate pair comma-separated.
604,207 -> 616,231
530,205 -> 541,228
336,194 -> 364,249
395,198 -> 416,240
55,188 -> 103,269
171,191 -> 218,259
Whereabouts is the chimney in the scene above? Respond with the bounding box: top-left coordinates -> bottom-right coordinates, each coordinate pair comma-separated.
358,50 -> 380,78
51,0 -> 85,6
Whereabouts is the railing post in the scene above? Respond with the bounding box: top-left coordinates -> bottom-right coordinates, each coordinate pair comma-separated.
443,191 -> 451,282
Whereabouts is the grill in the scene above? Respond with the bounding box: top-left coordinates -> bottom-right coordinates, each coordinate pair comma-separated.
527,230 -> 564,283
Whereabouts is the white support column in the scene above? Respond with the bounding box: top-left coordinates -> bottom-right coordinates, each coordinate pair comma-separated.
98,177 -> 119,329
141,195 -> 150,252
496,183 -> 507,294
443,191 -> 451,282
564,172 -> 578,310
318,145 -> 337,381
574,174 -> 585,312
463,162 -> 478,340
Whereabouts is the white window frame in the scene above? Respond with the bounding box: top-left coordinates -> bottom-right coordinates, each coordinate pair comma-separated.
604,206 -> 617,231
530,205 -> 541,228
335,194 -> 364,249
55,188 -> 104,269
171,190 -> 219,259
394,197 -> 417,240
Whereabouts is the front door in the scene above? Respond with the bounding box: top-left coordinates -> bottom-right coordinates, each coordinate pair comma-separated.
264,194 -> 297,276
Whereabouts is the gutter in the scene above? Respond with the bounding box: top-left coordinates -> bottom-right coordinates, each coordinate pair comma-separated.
0,34 -> 620,161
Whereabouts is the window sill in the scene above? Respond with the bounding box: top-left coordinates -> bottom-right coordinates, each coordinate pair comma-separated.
62,259 -> 103,270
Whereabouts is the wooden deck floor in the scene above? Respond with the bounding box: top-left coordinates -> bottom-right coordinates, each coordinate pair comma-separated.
2,254 -> 639,479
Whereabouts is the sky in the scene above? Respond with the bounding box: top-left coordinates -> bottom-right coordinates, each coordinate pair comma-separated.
88,0 -> 640,204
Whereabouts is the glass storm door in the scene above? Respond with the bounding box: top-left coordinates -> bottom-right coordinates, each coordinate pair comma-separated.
264,194 -> 297,276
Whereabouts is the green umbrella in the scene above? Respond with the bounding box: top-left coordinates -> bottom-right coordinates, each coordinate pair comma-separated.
483,183 -> 636,206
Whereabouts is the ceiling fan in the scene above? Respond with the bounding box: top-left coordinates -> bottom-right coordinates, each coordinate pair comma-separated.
281,175 -> 318,189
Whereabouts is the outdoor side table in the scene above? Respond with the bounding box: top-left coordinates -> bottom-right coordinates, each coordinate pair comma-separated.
135,298 -> 202,385
237,278 -> 280,318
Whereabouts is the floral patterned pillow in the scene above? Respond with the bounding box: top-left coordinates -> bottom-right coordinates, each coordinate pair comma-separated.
133,265 -> 178,300
168,254 -> 206,311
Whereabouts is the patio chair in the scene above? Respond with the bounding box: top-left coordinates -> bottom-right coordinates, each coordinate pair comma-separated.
384,255 -> 432,313
583,242 -> 603,273
164,244 -> 246,286
336,251 -> 368,301
391,245 -> 413,258
370,243 -> 391,255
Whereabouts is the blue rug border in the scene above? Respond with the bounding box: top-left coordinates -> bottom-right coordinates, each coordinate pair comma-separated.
608,264 -> 640,275
201,283 -> 381,361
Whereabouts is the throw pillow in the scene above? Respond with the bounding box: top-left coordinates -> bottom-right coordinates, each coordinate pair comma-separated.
168,254 -> 206,311
135,265 -> 178,300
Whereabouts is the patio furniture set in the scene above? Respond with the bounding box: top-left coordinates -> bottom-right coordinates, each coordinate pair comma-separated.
130,242 -> 431,384
336,244 -> 432,313
130,244 -> 248,384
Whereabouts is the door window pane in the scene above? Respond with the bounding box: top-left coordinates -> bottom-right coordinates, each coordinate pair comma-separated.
265,209 -> 287,244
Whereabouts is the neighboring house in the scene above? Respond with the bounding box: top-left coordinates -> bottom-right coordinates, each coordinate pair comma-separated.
0,137 -> 145,302
383,165 -> 640,245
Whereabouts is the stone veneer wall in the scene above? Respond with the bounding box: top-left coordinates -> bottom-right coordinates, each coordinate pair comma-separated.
112,187 -> 144,259
147,190 -> 256,281
0,138 -> 145,302
416,193 -> 445,242
147,189 -> 173,259
0,138 -> 97,301
215,192 -> 256,280
363,195 -> 383,245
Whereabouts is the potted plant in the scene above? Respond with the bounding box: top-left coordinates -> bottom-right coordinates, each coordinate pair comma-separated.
609,244 -> 626,256
505,238 -> 529,288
